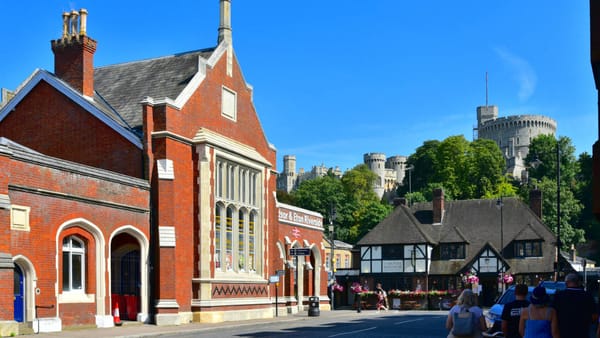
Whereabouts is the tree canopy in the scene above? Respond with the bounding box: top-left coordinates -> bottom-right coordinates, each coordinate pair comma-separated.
286,164 -> 391,244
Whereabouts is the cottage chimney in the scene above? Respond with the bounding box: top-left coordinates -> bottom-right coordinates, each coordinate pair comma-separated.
432,188 -> 444,224
218,0 -> 232,44
51,9 -> 97,97
529,189 -> 542,219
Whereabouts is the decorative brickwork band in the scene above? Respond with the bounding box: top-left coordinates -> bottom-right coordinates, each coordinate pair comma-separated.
212,284 -> 268,298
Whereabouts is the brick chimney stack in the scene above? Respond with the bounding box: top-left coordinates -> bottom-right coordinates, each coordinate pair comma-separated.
432,188 -> 444,224
51,9 -> 97,97
529,189 -> 543,219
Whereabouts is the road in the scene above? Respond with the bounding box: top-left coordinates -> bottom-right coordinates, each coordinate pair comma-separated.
173,311 -> 449,338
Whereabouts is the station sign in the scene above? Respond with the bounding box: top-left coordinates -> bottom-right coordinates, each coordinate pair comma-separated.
289,248 -> 311,256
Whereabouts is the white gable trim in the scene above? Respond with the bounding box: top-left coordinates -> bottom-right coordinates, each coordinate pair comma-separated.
0,69 -> 142,149
141,43 -> 230,112
174,43 -> 228,108
192,127 -> 272,168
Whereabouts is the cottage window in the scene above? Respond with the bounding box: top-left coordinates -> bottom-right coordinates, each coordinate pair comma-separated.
440,243 -> 465,260
514,241 -> 542,258
62,236 -> 85,292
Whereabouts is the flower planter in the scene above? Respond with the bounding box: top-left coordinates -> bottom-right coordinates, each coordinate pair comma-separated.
387,290 -> 455,310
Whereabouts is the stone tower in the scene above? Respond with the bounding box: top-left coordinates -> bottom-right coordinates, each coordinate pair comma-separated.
476,105 -> 557,181
363,153 -> 387,198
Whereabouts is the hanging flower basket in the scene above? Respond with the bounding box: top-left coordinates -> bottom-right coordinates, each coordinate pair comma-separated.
461,269 -> 479,284
332,283 -> 344,292
499,273 -> 513,284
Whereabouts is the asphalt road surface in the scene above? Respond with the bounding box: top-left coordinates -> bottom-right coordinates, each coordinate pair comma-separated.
173,311 -> 449,338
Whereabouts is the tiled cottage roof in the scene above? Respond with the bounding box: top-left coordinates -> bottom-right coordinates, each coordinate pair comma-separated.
94,48 -> 215,129
357,205 -> 436,245
359,196 -> 556,275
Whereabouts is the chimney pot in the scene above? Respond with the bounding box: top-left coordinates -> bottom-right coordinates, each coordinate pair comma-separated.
70,10 -> 79,37
79,9 -> 88,36
62,12 -> 70,39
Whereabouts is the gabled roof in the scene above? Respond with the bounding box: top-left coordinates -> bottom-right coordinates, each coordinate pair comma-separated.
512,222 -> 546,241
0,69 -> 142,149
357,205 -> 436,245
94,47 -> 217,128
358,196 -> 556,275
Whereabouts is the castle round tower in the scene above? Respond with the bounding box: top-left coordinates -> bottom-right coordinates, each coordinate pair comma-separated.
277,155 -> 298,192
386,155 -> 407,185
363,153 -> 386,198
477,105 -> 557,181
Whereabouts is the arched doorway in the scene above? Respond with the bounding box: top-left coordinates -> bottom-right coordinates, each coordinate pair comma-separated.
14,264 -> 24,322
111,233 -> 141,321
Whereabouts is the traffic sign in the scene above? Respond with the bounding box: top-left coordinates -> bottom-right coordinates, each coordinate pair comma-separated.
289,248 -> 311,256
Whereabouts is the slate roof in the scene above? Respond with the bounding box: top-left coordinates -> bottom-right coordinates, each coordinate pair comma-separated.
357,196 -> 557,275
94,48 -> 215,129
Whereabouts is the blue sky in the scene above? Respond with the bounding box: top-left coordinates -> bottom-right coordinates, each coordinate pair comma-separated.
0,1 -> 595,173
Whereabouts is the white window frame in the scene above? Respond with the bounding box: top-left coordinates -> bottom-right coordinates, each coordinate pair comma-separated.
221,86 -> 237,121
62,236 -> 85,293
214,157 -> 261,275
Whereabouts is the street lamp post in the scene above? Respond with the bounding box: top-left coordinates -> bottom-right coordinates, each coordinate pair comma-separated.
555,143 -> 561,281
329,206 -> 336,310
405,165 -> 414,206
496,197 -> 504,293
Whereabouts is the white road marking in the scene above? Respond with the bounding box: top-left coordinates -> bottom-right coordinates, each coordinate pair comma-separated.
394,318 -> 425,325
328,326 -> 377,337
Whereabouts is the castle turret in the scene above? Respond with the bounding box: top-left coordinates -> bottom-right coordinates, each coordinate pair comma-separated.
364,153 -> 386,198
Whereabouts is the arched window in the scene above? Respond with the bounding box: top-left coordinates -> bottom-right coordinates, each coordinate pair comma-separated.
226,206 -> 234,271
238,210 -> 246,271
214,204 -> 223,271
214,157 -> 262,274
249,212 -> 256,271
62,236 -> 85,292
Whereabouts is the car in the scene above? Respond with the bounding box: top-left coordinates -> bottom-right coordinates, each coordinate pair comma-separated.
484,281 -> 565,337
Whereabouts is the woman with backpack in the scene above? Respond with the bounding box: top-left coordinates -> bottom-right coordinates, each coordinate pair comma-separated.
445,289 -> 487,338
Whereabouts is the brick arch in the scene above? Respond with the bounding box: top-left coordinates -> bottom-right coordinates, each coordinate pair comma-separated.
55,218 -> 108,320
109,225 -> 150,323
13,255 -> 37,322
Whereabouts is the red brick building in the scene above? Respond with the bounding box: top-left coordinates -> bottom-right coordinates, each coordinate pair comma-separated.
0,1 -> 328,334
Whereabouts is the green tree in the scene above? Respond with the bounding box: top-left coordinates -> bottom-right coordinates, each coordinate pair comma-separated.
467,138 -> 507,198
289,165 -> 391,244
398,136 -> 506,200
399,140 -> 440,196
433,135 -> 470,199
574,152 -> 600,246
524,135 -> 584,248
293,174 -> 344,224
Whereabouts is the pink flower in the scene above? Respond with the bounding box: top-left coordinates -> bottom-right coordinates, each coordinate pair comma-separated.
351,282 -> 363,293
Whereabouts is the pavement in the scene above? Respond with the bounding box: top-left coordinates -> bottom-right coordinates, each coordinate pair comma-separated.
19,308 -> 447,338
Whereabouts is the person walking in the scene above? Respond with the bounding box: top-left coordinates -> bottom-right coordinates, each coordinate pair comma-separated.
375,282 -> 388,312
501,283 -> 530,338
518,286 -> 559,338
553,273 -> 597,338
445,289 -> 487,338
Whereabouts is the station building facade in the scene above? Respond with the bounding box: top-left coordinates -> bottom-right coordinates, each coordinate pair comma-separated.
0,1 -> 328,335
